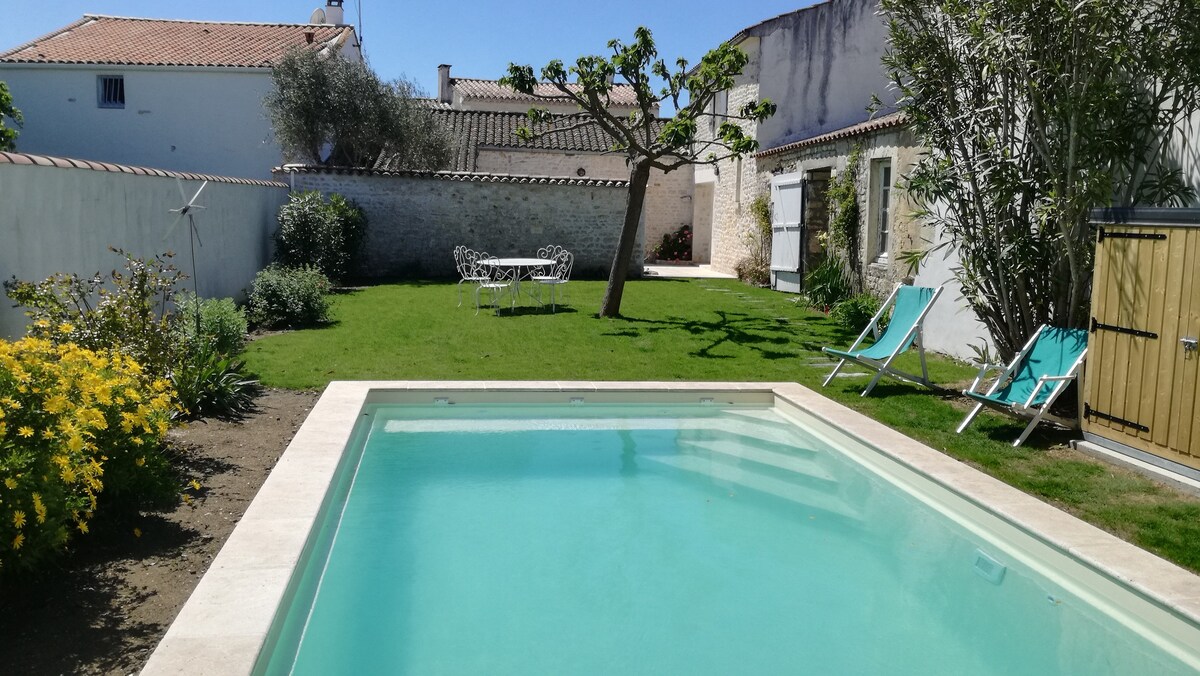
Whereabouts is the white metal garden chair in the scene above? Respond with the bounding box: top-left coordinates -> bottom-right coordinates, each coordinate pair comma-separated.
453,245 -> 490,307
474,253 -> 516,316
531,247 -> 573,313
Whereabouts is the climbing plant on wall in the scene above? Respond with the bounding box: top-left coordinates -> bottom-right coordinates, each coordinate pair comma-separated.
824,142 -> 863,289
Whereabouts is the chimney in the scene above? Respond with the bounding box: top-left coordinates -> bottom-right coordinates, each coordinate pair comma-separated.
324,0 -> 345,25
438,64 -> 452,105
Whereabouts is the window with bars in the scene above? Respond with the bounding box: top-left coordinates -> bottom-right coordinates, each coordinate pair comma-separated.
97,75 -> 125,108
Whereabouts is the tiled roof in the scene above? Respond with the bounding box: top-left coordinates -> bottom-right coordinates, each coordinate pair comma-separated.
756,112 -> 909,157
0,15 -> 355,68
276,165 -> 630,188
0,151 -> 288,187
378,108 -> 665,173
452,78 -> 642,108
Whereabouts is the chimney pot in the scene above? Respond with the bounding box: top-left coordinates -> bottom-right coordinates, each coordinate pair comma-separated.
304,31 -> 314,44
438,64 -> 453,105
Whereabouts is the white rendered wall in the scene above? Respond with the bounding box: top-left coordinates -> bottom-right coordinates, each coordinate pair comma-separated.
912,208 -> 995,362
752,0 -> 892,150
0,65 -> 282,179
0,161 -> 287,338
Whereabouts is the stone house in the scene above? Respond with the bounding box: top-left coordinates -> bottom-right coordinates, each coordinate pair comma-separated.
433,64 -> 654,117
692,0 -> 894,273
754,112 -> 922,297
0,2 -> 361,179
391,70 -> 692,262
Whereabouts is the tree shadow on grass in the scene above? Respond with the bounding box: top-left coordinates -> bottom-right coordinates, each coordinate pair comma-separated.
607,310 -> 839,361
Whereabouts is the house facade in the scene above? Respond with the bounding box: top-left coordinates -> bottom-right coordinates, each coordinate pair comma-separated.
0,6 -> 360,179
694,0 -> 894,273
694,1 -> 990,359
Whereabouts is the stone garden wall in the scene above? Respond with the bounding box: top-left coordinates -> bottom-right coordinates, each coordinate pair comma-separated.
278,167 -> 642,279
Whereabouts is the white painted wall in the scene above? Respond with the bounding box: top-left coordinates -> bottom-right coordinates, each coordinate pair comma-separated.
912,210 -> 995,362
0,161 -> 287,338
0,65 -> 282,178
750,0 -> 892,150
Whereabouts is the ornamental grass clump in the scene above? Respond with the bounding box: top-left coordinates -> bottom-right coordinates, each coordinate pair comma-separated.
0,337 -> 176,574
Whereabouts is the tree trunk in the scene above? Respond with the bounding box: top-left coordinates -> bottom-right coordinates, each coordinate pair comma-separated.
599,161 -> 652,317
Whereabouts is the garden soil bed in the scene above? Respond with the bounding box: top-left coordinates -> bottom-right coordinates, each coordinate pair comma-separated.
0,388 -> 321,676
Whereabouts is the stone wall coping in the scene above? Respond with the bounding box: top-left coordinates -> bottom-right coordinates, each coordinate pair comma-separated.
274,164 -> 631,188
0,152 -> 288,187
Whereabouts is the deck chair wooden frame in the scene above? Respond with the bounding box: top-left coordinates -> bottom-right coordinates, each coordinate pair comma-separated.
821,284 -> 943,397
955,325 -> 1089,447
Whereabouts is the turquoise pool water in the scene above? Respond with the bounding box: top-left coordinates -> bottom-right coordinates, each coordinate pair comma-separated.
257,403 -> 1199,675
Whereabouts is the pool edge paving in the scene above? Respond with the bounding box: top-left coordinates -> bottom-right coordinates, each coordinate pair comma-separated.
141,381 -> 1200,675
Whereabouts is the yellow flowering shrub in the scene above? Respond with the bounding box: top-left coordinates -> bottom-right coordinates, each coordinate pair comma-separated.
0,337 -> 176,573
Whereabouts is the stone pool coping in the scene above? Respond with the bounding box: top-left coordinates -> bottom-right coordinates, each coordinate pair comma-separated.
141,381 -> 1200,674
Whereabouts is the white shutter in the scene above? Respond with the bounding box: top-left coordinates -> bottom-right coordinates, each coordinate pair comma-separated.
770,175 -> 805,273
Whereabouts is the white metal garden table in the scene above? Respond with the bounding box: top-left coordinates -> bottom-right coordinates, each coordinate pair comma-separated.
479,257 -> 555,305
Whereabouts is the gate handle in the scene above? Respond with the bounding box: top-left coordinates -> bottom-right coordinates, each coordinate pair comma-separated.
1183,337 -> 1199,353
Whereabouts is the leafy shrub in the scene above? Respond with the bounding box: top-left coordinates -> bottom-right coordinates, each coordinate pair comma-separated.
0,338 -> 176,573
4,249 -> 183,380
173,293 -> 248,357
803,257 -> 854,310
652,225 -> 692,261
831,293 -> 882,331
735,257 -> 771,287
171,347 -> 259,421
248,264 -> 331,329
274,191 -> 367,281
737,194 -> 773,286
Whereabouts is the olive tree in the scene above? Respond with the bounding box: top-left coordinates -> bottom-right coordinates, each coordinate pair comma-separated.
265,49 -> 451,169
0,81 -> 22,151
883,0 -> 1200,359
500,27 -> 775,317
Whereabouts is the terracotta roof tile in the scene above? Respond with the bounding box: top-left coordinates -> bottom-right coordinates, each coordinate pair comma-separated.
756,112 -> 909,157
452,78 -> 642,108
0,151 -> 288,186
377,108 -> 666,173
0,15 -> 355,68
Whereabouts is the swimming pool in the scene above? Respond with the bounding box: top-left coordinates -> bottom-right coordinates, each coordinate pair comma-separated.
142,383 -> 1200,675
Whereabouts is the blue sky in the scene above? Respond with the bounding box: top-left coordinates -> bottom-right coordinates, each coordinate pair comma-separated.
0,1 -> 815,104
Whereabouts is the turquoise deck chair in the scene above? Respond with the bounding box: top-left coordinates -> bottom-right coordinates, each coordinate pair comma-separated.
821,284 -> 943,396
956,325 -> 1089,447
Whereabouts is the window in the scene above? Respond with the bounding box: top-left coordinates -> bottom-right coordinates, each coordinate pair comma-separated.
874,160 -> 893,259
709,89 -> 728,135
97,75 -> 124,108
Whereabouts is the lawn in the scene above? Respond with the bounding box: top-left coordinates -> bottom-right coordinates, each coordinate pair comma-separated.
245,277 -> 1200,572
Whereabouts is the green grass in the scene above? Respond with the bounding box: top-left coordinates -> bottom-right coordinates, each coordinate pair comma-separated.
244,278 -> 1200,573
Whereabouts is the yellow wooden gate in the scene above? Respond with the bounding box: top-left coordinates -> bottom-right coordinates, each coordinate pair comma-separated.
1084,210 -> 1200,470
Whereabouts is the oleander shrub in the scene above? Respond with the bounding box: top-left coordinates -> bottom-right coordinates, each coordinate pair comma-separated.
172,293 -> 248,357
247,264 -> 331,329
274,191 -> 367,281
4,249 -> 183,380
0,338 -> 176,574
831,293 -> 882,332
